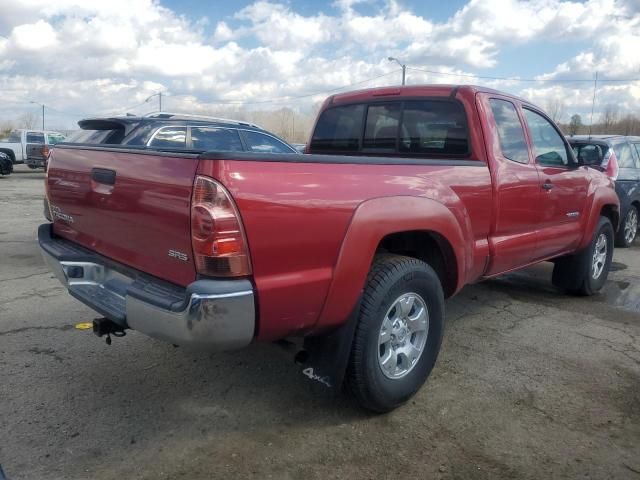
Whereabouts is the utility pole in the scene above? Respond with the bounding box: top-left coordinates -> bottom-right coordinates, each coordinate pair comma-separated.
588,71 -> 598,139
388,57 -> 406,85
30,101 -> 45,129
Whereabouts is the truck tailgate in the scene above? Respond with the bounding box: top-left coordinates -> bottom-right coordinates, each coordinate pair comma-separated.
46,146 -> 198,286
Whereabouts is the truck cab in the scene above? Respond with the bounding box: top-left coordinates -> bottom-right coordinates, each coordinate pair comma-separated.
0,129 -> 66,167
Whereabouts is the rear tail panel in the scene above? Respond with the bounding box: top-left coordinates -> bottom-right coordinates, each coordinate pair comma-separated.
46,146 -> 198,286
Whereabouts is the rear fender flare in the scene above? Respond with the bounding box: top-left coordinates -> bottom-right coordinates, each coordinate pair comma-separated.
314,196 -> 467,332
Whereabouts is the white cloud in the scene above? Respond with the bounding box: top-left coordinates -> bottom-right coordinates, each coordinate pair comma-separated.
11,20 -> 58,51
0,0 -> 638,129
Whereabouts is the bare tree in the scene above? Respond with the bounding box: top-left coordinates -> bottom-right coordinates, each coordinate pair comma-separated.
568,114 -> 583,135
16,112 -> 39,129
600,104 -> 619,134
545,98 -> 566,123
619,114 -> 640,136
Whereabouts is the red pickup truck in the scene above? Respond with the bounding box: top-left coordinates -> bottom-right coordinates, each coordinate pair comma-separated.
40,85 -> 619,412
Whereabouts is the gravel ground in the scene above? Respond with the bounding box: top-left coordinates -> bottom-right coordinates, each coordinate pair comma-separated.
1,165 -> 639,480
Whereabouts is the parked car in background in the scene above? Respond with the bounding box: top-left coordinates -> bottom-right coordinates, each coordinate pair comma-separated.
41,85 -> 618,412
0,129 -> 66,165
65,112 -> 298,154
26,132 -> 66,170
291,143 -> 306,153
568,135 -> 640,247
0,151 -> 12,176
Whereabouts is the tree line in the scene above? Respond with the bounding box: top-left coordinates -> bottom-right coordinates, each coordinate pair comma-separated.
545,99 -> 640,136
2,101 -> 638,143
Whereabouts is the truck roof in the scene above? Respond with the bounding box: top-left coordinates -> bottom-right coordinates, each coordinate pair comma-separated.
327,84 -> 532,106
77,112 -> 261,130
568,135 -> 640,142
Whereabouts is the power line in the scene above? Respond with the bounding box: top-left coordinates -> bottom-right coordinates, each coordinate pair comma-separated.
164,70 -> 402,106
406,66 -> 640,83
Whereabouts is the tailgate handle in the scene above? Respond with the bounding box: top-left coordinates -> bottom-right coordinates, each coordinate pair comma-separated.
91,168 -> 116,185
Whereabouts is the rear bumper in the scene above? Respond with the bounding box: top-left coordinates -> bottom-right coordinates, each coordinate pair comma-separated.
25,157 -> 45,168
38,224 -> 255,350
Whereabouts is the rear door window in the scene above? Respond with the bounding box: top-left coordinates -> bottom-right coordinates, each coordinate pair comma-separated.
489,99 -> 529,164
191,127 -> 243,152
571,143 -> 607,166
612,141 -> 637,168
148,127 -> 187,149
243,131 -> 295,153
66,129 -> 117,144
2,131 -> 22,143
399,100 -> 469,155
26,132 -> 45,144
310,104 -> 365,152
523,109 -> 569,167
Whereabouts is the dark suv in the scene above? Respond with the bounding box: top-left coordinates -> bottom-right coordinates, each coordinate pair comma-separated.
568,135 -> 640,247
65,112 -> 298,154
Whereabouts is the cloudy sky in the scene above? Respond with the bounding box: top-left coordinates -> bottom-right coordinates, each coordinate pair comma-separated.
0,0 -> 639,129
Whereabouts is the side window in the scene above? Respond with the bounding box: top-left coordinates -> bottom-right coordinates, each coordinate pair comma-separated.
399,100 -> 469,155
243,131 -> 294,153
612,141 -> 636,168
489,99 -> 529,164
363,103 -> 401,150
310,104 -> 364,152
149,127 -> 186,149
191,127 -> 243,152
26,132 -> 45,144
523,109 -> 568,167
633,143 -> 640,165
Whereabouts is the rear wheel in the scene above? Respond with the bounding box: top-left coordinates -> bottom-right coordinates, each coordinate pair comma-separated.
615,205 -> 638,248
552,216 -> 614,296
347,254 -> 444,413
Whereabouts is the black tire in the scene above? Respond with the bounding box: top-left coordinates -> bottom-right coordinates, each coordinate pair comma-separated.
347,254 -> 445,413
615,205 -> 638,248
552,216 -> 614,296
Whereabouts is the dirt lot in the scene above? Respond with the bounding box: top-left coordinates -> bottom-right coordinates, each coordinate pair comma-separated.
1,165 -> 639,480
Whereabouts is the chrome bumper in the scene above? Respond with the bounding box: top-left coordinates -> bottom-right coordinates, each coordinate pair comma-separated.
39,224 -> 255,350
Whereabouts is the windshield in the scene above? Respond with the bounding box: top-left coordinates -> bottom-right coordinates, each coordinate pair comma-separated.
0,130 -> 21,143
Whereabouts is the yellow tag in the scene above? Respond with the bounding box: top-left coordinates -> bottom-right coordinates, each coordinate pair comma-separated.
75,322 -> 93,330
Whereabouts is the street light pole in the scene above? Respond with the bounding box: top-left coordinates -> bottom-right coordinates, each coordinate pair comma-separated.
145,91 -> 163,112
388,57 -> 406,85
30,101 -> 45,129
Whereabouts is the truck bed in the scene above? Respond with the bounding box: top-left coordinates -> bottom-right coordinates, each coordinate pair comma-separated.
47,144 -> 492,339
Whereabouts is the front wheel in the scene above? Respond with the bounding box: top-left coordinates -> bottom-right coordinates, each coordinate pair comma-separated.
615,205 -> 638,248
553,216 -> 614,296
346,255 -> 444,413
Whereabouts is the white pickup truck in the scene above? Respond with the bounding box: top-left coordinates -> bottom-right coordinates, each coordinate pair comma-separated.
0,129 -> 66,167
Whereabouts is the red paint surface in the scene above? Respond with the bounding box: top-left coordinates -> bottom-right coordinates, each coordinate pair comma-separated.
46,85 -> 619,342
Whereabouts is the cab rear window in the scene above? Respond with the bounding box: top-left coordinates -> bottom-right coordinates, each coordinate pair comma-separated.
310,100 -> 469,156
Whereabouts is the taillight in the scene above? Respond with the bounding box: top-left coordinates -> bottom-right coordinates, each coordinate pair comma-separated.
41,145 -> 50,158
603,149 -> 619,181
190,175 -> 252,277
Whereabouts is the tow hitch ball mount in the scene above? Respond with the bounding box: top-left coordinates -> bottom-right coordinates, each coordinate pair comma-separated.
92,318 -> 126,345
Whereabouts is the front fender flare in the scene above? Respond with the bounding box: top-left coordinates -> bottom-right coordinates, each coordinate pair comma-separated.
579,185 -> 619,251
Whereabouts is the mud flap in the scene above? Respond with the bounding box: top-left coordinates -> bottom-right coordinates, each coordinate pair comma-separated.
298,298 -> 362,393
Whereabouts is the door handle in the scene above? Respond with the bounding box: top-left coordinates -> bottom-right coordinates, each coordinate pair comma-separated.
91,168 -> 116,185
542,180 -> 554,191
